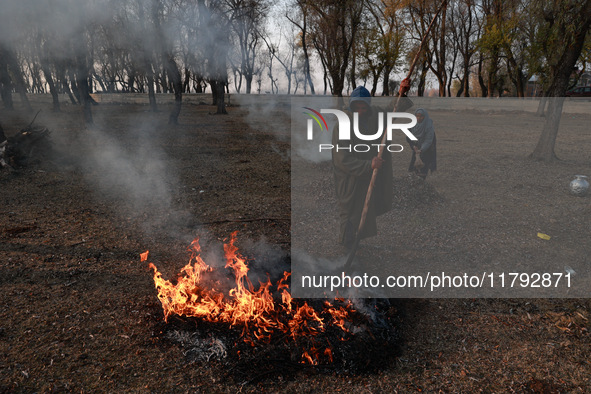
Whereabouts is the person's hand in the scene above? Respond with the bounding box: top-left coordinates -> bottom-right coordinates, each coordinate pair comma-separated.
371,156 -> 383,170
399,78 -> 411,95
413,146 -> 421,153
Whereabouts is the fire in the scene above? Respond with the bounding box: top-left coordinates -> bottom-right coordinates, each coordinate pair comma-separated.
144,231 -> 355,364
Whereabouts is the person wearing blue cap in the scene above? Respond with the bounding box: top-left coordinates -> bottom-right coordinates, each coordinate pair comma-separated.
332,81 -> 411,248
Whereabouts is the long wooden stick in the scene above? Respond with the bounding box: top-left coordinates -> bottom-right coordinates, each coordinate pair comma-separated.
344,0 -> 448,270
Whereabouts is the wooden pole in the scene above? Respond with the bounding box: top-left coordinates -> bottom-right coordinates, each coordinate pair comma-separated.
344,0 -> 448,270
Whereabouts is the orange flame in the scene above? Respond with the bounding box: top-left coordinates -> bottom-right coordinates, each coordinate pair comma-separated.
144,231 -> 354,364
140,251 -> 149,262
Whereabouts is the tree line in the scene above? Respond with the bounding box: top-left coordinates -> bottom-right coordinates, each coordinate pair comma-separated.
0,0 -> 590,152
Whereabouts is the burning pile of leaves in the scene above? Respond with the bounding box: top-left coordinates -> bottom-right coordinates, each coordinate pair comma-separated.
142,232 -> 400,381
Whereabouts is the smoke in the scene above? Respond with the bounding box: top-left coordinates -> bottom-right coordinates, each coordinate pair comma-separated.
233,94 -> 291,138
239,237 -> 290,285
0,0 -> 113,50
38,105 -> 196,241
291,248 -> 345,276
233,94 -> 339,164
81,129 -> 173,213
0,0 -> 314,280
0,0 -> 235,94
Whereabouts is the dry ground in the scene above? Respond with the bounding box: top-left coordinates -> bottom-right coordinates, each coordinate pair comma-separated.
0,98 -> 590,392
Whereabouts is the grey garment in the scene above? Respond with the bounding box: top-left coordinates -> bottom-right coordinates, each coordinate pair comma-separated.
410,108 -> 435,152
331,106 -> 394,244
407,108 -> 437,176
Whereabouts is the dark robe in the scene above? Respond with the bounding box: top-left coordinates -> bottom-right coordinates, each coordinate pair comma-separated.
332,106 -> 393,244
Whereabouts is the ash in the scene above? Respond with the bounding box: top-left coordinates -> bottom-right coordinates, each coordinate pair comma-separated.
158,297 -> 400,384
166,330 -> 227,363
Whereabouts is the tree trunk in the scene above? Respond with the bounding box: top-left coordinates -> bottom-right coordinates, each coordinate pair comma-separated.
93,71 -> 107,92
286,72 -> 292,95
183,67 -> 190,93
211,80 -> 227,114
370,71 -> 379,96
487,50 -> 499,97
245,74 -> 253,95
30,63 -> 44,94
216,81 -> 227,114
127,69 -> 136,93
211,80 -> 218,105
160,68 -> 168,93
536,95 -> 548,117
41,64 -> 60,112
531,1 -> 591,161
147,68 -> 157,112
515,69 -> 525,98
530,98 -> 563,161
139,0 -> 157,111
456,76 -> 465,97
88,72 -> 94,94
438,2 -> 448,97
304,46 -> 315,95
382,66 -> 393,96
477,54 -> 487,97
76,54 -> 93,125
164,55 -> 182,124
349,44 -> 357,92
4,47 -> 32,111
417,61 -> 428,97
68,68 -> 81,104
463,60 -> 470,97
57,65 -> 77,105
516,78 -> 524,98
332,71 -> 344,97
0,50 -> 13,109
299,9 -> 315,95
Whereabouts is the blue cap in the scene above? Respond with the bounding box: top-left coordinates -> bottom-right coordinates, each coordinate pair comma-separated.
349,86 -> 371,110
